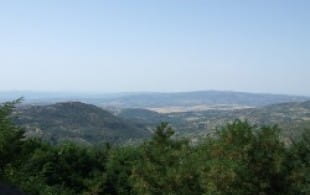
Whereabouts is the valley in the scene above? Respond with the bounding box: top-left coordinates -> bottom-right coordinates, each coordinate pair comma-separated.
9,91 -> 310,145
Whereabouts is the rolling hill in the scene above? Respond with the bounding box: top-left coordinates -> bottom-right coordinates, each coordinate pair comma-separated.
163,100 -> 310,139
14,102 -> 150,144
117,101 -> 310,139
10,100 -> 310,145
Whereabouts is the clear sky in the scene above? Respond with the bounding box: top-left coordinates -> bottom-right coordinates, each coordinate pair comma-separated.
0,0 -> 309,95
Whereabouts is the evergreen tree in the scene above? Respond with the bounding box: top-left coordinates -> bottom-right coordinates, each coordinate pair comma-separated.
130,122 -> 202,194
287,129 -> 310,194
197,120 -> 288,194
0,99 -> 25,178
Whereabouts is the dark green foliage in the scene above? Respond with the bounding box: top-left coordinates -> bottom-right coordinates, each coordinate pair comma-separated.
0,100 -> 309,194
3,140 -> 110,194
287,129 -> 310,193
0,99 -> 25,175
105,146 -> 141,194
196,120 -> 288,194
130,123 -> 202,194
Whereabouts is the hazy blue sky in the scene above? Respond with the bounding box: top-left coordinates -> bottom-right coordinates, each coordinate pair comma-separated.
0,0 -> 309,95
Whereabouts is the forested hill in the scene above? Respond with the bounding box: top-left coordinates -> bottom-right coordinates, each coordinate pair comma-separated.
14,102 -> 150,144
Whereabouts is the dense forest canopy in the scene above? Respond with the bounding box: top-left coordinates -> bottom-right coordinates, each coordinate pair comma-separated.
0,100 -> 309,194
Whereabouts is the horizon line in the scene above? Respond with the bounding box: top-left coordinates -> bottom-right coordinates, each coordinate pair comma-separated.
0,89 -> 309,98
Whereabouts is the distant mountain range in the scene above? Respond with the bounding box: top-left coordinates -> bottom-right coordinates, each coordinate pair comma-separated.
1,90 -> 309,108
98,91 -> 309,108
